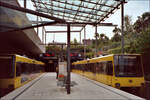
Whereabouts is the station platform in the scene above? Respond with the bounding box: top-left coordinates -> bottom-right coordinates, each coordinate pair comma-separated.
1,73 -> 145,100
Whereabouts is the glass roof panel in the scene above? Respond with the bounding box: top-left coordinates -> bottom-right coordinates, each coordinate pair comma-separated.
31,0 -> 123,23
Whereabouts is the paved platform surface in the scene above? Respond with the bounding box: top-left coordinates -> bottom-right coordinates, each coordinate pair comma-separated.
1,73 -> 145,100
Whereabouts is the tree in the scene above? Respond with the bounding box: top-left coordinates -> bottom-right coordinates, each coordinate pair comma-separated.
111,27 -> 121,42
124,15 -> 133,35
134,12 -> 150,33
73,38 -> 78,44
46,44 -> 61,56
94,32 -> 99,39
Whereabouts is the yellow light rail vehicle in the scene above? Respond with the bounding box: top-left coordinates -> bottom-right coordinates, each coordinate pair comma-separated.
0,54 -> 45,97
72,54 -> 145,90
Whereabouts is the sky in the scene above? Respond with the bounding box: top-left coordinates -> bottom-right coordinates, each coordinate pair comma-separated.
18,0 -> 150,44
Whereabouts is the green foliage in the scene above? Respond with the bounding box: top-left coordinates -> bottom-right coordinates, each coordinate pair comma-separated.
46,45 -> 62,56
111,33 -> 121,42
108,45 -> 130,54
85,52 -> 94,58
134,26 -> 150,53
134,12 -> 150,33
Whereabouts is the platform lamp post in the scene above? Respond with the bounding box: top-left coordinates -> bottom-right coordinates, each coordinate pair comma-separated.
67,24 -> 71,94
121,0 -> 125,54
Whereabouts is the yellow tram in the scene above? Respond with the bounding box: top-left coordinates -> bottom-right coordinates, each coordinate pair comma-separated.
0,54 -> 45,97
72,54 -> 145,89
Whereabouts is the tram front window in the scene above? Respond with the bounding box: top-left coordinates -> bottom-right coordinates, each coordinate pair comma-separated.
0,56 -> 14,78
114,55 -> 143,77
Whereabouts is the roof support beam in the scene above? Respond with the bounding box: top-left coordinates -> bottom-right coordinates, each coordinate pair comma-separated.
31,21 -> 117,27
67,22 -> 117,26
45,31 -> 80,33
40,43 -> 85,45
0,1 -> 65,22
44,24 -> 85,27
5,21 -> 58,33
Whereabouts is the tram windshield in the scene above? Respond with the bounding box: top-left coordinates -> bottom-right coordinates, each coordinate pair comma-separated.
114,55 -> 143,77
0,56 -> 14,78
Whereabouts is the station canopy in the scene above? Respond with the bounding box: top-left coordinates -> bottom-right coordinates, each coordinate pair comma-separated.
31,0 -> 124,23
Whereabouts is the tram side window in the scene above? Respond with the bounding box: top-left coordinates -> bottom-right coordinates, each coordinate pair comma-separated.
75,65 -> 77,70
74,65 -> 76,70
106,61 -> 113,75
90,63 -> 93,72
89,63 -> 94,73
93,63 -> 97,73
86,64 -> 89,72
97,62 -> 107,74
96,63 -> 100,73
88,63 -> 91,72
102,62 -> 107,74
82,64 -> 85,71
84,64 -> 87,71
21,63 -> 27,74
16,62 -> 21,76
77,64 -> 79,70
0,57 -> 14,78
76,65 -> 78,70
87,63 -> 90,72
79,64 -> 82,71
22,63 -> 29,74
99,62 -> 104,73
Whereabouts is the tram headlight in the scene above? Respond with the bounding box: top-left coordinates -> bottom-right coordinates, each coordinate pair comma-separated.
115,83 -> 120,88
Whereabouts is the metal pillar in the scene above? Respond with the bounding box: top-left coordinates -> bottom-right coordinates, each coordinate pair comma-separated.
24,0 -> 26,8
84,26 -> 86,59
45,32 -> 46,46
67,24 -> 71,94
42,26 -> 44,43
95,25 -> 98,57
121,0 -> 124,54
80,32 -> 81,43
37,16 -> 39,36
61,45 -> 64,62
